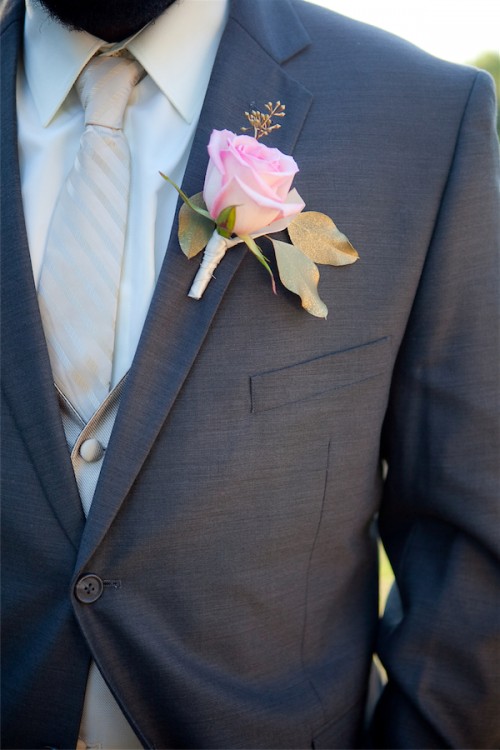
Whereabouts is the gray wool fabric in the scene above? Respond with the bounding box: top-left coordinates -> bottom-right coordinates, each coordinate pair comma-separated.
1,0 -> 499,748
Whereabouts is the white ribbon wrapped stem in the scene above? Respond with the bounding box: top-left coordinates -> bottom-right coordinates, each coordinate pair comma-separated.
188,230 -> 233,299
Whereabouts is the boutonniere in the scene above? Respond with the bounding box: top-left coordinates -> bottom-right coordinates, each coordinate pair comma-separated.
160,102 -> 359,318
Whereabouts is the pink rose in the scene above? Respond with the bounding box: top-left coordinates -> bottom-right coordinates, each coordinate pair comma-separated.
203,129 -> 305,236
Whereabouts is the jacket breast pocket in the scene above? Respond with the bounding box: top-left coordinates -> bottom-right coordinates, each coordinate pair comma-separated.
250,336 -> 391,414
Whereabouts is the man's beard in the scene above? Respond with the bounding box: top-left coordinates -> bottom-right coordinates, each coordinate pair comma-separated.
36,0 -> 178,42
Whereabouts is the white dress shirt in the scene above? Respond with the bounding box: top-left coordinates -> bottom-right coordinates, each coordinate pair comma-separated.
17,1 -> 228,747
18,0 -> 228,388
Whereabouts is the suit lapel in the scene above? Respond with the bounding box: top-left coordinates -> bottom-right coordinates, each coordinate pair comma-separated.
77,0 -> 313,566
0,0 -> 85,550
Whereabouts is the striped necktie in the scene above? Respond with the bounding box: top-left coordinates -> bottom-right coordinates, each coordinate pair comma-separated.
38,55 -> 143,422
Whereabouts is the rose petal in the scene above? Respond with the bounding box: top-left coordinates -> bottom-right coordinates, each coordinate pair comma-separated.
211,176 -> 282,235
219,149 -> 294,204
207,129 -> 235,175
251,189 -> 305,237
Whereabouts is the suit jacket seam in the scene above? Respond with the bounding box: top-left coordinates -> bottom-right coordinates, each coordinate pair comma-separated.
299,438 -> 332,725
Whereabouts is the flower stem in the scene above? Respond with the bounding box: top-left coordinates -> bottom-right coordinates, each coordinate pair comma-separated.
240,235 -> 277,294
188,230 -> 229,299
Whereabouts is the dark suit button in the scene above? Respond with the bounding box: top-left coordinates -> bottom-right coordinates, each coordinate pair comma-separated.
75,574 -> 104,603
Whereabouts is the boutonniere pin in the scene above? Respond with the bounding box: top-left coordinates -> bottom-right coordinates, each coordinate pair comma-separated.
160,101 -> 358,318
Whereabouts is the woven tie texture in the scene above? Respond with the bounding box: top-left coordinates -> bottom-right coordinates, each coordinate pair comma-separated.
38,55 -> 143,422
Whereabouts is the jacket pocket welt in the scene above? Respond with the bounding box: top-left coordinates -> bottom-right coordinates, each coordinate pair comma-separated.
250,336 -> 391,413
311,696 -> 365,749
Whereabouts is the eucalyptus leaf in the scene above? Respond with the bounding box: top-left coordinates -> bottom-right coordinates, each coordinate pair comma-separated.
272,239 -> 328,318
288,211 -> 359,266
178,193 -> 214,258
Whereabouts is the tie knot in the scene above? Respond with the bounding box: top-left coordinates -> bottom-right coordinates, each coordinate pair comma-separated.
77,55 -> 144,130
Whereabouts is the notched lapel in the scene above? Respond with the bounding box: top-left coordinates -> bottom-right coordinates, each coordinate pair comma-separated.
1,2 -> 85,549
78,0 -> 314,565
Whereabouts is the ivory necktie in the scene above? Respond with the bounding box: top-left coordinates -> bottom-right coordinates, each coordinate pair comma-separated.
38,55 -> 143,422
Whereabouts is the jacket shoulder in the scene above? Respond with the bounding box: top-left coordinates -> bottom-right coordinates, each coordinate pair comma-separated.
291,0 -> 480,94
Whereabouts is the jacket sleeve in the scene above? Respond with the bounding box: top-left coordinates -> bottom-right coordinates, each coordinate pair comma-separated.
372,69 -> 500,749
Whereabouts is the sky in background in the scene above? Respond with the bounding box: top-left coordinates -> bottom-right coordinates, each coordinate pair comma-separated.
305,0 -> 499,64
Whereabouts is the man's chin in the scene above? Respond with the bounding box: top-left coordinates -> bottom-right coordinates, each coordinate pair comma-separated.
35,0 -> 177,42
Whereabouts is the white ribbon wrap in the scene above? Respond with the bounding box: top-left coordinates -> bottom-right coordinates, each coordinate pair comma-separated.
188,230 -> 236,300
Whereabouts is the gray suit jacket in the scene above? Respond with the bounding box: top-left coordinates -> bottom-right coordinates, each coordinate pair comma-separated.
1,0 -> 499,747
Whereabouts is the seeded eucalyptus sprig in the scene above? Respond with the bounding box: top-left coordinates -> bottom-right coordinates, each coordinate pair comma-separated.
241,101 -> 286,140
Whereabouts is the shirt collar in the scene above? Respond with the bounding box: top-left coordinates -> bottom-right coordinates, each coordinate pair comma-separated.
23,0 -> 229,127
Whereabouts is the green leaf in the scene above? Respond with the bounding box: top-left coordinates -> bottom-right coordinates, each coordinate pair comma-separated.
239,234 -> 277,295
159,172 -> 213,221
288,212 -> 359,266
271,239 -> 328,318
178,193 -> 215,258
216,205 -> 237,239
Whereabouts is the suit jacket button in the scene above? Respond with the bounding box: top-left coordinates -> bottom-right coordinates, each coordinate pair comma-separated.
79,438 -> 104,462
75,574 -> 104,603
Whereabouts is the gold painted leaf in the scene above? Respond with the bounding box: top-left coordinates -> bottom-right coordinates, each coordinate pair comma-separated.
288,211 -> 359,266
178,193 -> 214,258
272,239 -> 328,318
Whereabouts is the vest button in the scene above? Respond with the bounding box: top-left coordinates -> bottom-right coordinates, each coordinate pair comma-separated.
79,438 -> 104,462
75,574 -> 104,604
